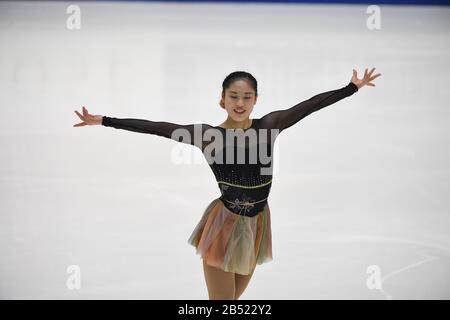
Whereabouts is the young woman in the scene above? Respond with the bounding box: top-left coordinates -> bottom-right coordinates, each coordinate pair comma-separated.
73,68 -> 381,300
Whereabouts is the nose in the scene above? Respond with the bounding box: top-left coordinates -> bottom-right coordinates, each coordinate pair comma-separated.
237,99 -> 245,107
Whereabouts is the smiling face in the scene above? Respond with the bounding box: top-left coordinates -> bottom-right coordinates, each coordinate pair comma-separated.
221,79 -> 258,122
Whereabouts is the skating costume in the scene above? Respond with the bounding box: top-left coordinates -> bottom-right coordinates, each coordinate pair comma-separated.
102,81 -> 358,275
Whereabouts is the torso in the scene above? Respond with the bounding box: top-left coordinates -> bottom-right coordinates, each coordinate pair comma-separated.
206,118 -> 275,217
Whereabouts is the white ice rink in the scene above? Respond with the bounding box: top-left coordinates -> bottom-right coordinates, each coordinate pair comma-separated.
0,1 -> 449,299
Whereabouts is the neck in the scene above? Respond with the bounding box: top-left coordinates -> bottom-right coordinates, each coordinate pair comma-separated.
223,117 -> 252,129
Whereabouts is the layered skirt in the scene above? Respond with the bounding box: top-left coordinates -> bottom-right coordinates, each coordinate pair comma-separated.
188,197 -> 273,275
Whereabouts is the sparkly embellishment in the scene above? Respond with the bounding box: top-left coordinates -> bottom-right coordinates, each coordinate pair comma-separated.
228,194 -> 255,215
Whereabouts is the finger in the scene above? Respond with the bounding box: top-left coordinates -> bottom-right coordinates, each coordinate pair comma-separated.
82,106 -> 88,116
368,67 -> 375,76
367,83 -> 375,87
364,68 -> 368,78
370,73 -> 381,80
74,110 -> 84,120
73,122 -> 87,127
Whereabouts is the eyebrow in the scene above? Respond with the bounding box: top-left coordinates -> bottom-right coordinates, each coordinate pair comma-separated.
229,91 -> 254,95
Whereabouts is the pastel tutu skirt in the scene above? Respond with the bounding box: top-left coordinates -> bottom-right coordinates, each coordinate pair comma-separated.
188,197 -> 273,275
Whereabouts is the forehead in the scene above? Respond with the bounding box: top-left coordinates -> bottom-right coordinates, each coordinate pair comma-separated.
227,79 -> 255,95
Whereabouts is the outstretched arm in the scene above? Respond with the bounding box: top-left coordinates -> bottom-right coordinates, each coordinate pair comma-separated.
259,81 -> 358,132
102,116 -> 205,147
73,107 -> 206,150
259,67 -> 381,133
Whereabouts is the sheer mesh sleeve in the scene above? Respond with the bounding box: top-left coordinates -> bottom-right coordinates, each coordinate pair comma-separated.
259,81 -> 358,132
102,116 -> 209,151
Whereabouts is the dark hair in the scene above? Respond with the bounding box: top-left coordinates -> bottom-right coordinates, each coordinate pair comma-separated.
220,71 -> 258,108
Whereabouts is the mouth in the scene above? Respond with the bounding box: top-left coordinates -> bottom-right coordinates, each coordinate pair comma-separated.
233,109 -> 246,115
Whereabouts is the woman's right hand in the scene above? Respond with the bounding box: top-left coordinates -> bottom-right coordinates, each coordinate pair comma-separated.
73,106 -> 103,127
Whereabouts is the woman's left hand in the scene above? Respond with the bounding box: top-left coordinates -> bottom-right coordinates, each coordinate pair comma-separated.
351,67 -> 381,89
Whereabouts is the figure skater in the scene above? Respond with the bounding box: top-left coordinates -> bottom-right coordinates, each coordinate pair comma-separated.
73,68 -> 381,300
